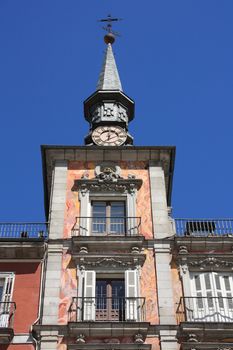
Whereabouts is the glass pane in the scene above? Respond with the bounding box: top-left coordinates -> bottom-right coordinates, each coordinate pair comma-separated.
197,291 -> 203,308
205,274 -> 211,290
227,293 -> 233,310
207,291 -> 214,308
194,275 -> 201,291
215,274 -> 221,290
110,202 -> 125,234
112,281 -> 124,310
96,281 -> 107,309
218,292 -> 224,308
92,202 -> 106,234
224,276 -> 231,291
111,202 -> 125,217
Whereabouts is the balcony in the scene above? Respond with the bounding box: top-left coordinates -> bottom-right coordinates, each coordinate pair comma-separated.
176,297 -> 233,343
0,302 -> 16,343
0,222 -> 48,239
0,223 -> 48,259
72,217 -> 141,237
71,217 -> 144,255
69,296 -> 146,322
68,297 -> 149,339
175,218 -> 233,237
177,297 -> 233,323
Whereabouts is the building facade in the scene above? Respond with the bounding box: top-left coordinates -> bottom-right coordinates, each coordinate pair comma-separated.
1,29 -> 233,350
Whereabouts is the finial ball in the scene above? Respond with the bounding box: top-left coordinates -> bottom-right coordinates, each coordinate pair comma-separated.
104,32 -> 115,44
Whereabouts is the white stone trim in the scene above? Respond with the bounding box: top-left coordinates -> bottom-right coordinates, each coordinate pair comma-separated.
149,162 -> 172,238
49,160 -> 68,239
154,244 -> 176,325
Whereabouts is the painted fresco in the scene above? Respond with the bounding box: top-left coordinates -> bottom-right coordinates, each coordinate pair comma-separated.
64,161 -> 153,239
171,260 -> 183,323
58,248 -> 158,325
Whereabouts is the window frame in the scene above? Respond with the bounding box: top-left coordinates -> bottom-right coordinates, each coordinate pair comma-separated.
91,200 -> 126,235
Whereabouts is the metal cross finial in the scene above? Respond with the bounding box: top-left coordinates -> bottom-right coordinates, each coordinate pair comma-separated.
98,14 -> 122,35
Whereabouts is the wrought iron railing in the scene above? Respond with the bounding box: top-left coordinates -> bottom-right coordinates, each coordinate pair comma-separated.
0,223 -> 48,239
72,217 -> 141,237
0,302 -> 16,328
177,297 -> 233,323
69,297 -> 146,322
174,218 -> 233,237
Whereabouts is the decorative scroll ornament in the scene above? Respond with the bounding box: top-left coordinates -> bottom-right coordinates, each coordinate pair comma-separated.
76,334 -> 85,343
73,163 -> 142,195
77,254 -> 146,269
134,333 -> 144,344
189,257 -> 233,270
80,257 -> 137,268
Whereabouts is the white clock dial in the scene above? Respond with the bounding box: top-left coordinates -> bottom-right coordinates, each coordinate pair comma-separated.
92,126 -> 127,146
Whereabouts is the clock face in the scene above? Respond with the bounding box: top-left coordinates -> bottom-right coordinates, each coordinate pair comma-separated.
92,126 -> 127,146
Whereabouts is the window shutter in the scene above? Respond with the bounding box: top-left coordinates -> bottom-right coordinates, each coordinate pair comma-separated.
0,273 -> 14,327
125,269 -> 138,321
83,271 -> 96,321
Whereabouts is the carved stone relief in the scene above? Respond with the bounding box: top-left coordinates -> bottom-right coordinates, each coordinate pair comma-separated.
90,102 -> 128,123
73,163 -> 142,195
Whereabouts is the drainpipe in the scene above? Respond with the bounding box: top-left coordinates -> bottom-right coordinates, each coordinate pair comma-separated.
31,240 -> 48,350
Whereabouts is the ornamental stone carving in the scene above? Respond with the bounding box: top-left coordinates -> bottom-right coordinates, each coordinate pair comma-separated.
79,256 -> 144,269
189,257 -> 233,270
73,163 -> 142,194
90,102 -> 128,123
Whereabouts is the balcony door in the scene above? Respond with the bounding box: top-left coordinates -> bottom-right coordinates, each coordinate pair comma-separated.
96,279 -> 125,321
92,201 -> 126,235
190,272 -> 233,322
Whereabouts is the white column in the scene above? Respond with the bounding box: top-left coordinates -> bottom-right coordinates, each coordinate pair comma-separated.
49,160 -> 67,239
154,243 -> 176,325
149,162 -> 172,238
42,244 -> 63,325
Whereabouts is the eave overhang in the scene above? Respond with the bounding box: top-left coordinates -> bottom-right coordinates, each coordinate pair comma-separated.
84,90 -> 135,122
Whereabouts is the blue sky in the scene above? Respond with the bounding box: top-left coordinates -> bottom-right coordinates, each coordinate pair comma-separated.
0,1 -> 232,221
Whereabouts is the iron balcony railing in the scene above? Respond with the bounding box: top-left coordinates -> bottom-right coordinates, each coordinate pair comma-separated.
174,218 -> 233,237
72,217 -> 141,237
177,297 -> 233,323
69,297 -> 146,322
0,302 -> 16,328
0,223 -> 48,239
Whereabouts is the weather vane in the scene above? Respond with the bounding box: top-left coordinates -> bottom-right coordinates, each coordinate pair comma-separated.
98,14 -> 122,44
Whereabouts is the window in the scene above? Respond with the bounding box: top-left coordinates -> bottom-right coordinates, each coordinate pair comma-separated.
0,273 -> 14,328
96,279 -> 125,321
82,270 -> 140,322
190,272 -> 233,322
92,201 -> 126,235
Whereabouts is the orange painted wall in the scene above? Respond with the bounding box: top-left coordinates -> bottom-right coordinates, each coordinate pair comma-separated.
0,262 -> 41,333
171,260 -> 183,323
58,249 -> 158,325
64,161 -> 153,239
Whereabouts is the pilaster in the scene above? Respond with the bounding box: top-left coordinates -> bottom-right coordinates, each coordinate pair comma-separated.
154,243 -> 176,325
149,162 -> 172,238
49,160 -> 68,239
42,244 -> 63,324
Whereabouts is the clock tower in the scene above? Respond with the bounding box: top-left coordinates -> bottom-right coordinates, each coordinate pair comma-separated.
84,28 -> 134,146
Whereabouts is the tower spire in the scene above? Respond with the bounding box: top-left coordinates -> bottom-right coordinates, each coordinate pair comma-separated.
96,43 -> 122,91
84,15 -> 135,146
